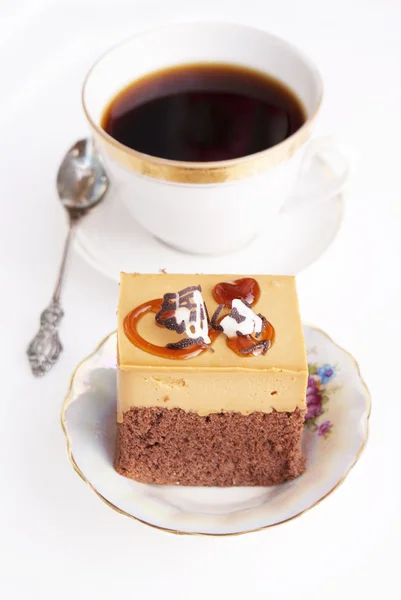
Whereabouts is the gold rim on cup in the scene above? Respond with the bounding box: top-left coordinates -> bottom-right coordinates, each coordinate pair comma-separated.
81,25 -> 323,184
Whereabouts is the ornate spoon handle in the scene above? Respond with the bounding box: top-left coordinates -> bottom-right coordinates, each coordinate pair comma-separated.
27,220 -> 77,376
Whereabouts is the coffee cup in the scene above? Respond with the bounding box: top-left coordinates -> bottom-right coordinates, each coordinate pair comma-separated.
82,23 -> 348,255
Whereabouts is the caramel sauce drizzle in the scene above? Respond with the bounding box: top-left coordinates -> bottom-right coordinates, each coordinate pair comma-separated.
124,298 -> 220,360
123,278 -> 274,359
226,320 -> 275,357
212,278 -> 274,357
213,277 -> 261,306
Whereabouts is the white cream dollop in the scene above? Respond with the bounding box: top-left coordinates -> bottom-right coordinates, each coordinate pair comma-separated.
220,299 -> 263,339
174,289 -> 211,344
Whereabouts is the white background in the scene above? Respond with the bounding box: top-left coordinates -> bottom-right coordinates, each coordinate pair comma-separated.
0,0 -> 400,598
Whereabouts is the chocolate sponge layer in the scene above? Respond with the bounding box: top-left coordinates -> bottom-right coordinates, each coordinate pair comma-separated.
115,407 -> 306,486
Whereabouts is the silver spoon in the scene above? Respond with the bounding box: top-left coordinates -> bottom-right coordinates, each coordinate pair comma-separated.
27,139 -> 109,377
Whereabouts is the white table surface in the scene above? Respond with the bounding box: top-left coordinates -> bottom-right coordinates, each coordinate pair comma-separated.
0,0 -> 400,598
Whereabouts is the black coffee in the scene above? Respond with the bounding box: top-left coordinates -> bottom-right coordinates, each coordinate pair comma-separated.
101,63 -> 306,162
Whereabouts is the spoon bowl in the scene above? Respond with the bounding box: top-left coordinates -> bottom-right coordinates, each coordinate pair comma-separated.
57,139 -> 108,211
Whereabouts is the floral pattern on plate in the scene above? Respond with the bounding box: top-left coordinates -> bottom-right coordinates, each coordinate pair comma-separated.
305,364 -> 337,438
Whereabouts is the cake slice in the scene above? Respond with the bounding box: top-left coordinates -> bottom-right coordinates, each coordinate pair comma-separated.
115,273 -> 308,486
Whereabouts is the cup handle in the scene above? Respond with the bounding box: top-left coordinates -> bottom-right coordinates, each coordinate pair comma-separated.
280,136 -> 349,214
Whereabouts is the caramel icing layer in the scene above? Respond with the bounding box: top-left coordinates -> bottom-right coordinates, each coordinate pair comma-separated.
117,273 -> 308,420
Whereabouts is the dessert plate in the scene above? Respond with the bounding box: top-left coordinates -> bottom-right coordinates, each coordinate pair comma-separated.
62,325 -> 370,535
73,157 -> 343,278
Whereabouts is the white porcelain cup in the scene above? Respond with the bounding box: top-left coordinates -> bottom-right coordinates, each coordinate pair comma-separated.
83,23 -> 348,255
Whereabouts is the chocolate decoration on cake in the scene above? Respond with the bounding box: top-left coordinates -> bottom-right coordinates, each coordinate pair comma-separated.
166,337 -> 214,351
229,336 -> 271,356
211,280 -> 275,357
210,304 -> 224,332
227,322 -> 274,357
156,286 -> 210,343
255,315 -> 268,338
124,277 -> 273,360
229,307 -> 246,324
219,299 -> 262,336
124,297 -> 217,360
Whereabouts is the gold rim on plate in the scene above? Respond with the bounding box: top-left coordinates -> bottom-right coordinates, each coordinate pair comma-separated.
61,326 -> 371,536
